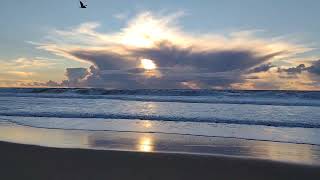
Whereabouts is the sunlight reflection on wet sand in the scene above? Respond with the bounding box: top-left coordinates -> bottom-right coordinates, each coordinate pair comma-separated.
137,135 -> 154,152
250,141 -> 317,164
0,122 -> 320,165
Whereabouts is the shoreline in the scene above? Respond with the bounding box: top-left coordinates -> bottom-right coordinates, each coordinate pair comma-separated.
1,141 -> 319,180
1,120 -> 320,166
1,118 -> 320,179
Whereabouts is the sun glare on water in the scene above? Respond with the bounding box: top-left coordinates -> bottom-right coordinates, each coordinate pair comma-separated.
141,59 -> 157,70
138,136 -> 154,152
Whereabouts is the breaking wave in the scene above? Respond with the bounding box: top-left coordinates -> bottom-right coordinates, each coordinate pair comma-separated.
0,88 -> 320,107
0,112 -> 319,128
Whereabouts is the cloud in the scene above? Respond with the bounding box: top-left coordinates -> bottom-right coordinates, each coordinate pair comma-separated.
248,63 -> 275,73
25,80 -> 61,87
64,68 -> 90,86
308,60 -> 320,75
65,46 -> 280,88
1,57 -> 56,70
278,60 -> 320,76
132,42 -> 281,72
5,71 -> 35,77
32,11 -> 318,89
0,58 -> 44,80
234,59 -> 320,90
279,64 -> 307,75
0,57 -> 64,87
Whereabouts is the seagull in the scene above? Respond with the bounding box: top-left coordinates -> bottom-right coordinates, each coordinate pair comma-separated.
79,1 -> 87,8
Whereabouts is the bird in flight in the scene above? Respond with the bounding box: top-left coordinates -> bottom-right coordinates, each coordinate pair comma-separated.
79,1 -> 87,8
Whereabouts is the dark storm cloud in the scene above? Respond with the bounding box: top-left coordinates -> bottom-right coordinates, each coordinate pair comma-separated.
61,42 -> 281,88
133,42 -> 281,73
33,12 -> 314,89
71,51 -> 138,70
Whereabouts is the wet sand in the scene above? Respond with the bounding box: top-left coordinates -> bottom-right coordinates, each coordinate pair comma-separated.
1,119 -> 320,165
1,141 -> 319,180
1,120 -> 320,179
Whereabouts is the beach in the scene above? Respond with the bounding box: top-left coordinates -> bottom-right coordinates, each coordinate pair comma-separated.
1,141 -> 320,180
1,89 -> 320,179
1,120 -> 320,179
2,0 -> 320,178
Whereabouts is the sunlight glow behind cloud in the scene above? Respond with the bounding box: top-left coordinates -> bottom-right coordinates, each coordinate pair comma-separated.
141,59 -> 157,70
15,11 -> 320,89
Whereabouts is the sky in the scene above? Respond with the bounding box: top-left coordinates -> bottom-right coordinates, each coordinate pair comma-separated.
1,0 -> 320,90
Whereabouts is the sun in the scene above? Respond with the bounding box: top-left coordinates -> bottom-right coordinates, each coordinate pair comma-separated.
141,59 -> 157,70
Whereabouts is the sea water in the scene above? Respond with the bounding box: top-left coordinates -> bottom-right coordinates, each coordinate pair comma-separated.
0,88 -> 319,145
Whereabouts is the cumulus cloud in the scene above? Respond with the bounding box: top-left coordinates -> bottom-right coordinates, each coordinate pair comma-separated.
32,11 -> 318,89
278,60 -> 320,76
235,59 -> 320,90
63,68 -> 90,86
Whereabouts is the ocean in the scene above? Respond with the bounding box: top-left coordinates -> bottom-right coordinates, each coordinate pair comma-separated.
0,88 -> 320,145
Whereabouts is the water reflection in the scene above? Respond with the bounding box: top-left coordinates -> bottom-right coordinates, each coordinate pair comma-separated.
137,136 -> 154,152
1,122 -> 320,165
143,102 -> 159,115
249,141 -> 315,164
142,120 -> 152,128
0,124 -> 89,148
